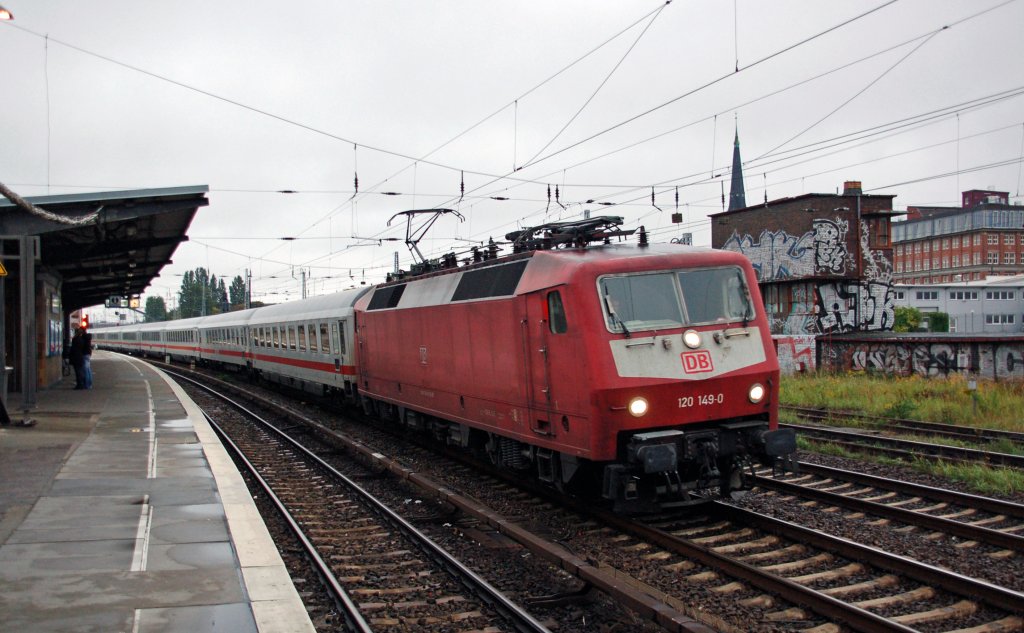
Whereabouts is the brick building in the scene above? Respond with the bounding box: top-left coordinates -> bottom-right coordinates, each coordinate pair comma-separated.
893,189 -> 1024,284
710,181 -> 899,340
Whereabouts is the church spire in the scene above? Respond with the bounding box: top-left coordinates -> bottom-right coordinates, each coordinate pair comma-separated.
728,124 -> 746,211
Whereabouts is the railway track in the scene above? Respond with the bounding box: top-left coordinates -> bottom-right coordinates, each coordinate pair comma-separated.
783,405 -> 1024,450
750,461 -> 1024,557
783,421 -> 1024,470
157,359 -> 1024,632
179,370 -> 552,633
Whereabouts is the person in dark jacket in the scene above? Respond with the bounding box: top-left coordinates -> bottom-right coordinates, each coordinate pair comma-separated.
69,327 -> 87,389
81,328 -> 93,389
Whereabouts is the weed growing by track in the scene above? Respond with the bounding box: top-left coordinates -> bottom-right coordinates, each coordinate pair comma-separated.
782,373 -> 1024,432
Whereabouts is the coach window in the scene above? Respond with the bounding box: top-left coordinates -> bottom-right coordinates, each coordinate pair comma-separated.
320,323 -> 330,353
297,325 -> 307,351
273,327 -> 280,348
289,326 -> 297,350
548,291 -> 567,334
307,323 -> 318,352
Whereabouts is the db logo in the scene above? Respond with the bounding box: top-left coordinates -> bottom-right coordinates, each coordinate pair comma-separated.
681,350 -> 714,374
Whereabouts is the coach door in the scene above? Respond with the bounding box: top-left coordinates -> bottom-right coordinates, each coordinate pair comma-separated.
523,292 -> 554,436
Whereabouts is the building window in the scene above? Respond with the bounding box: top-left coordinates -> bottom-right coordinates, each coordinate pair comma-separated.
974,253 -> 981,265
963,235 -> 970,247
941,257 -> 949,268
974,234 -> 981,246
1006,253 -> 1017,265
915,243 -> 921,253
950,291 -> 979,300
942,238 -> 950,249
986,314 -> 1015,324
896,245 -> 904,256
896,262 -> 903,273
952,255 -> 960,267
986,291 -> 1016,300
1006,234 -> 1016,245
895,291 -> 905,300
988,252 -> 999,264
916,290 -> 938,301
989,234 -> 999,245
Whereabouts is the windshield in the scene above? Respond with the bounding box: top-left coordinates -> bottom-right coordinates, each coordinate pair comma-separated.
600,266 -> 754,333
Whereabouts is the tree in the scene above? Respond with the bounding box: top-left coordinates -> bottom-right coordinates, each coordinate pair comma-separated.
144,296 -> 167,322
893,306 -> 923,332
229,275 -> 247,308
178,267 -> 214,318
928,311 -> 950,333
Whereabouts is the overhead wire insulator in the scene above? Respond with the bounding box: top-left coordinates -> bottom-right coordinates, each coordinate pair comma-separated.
651,187 -> 663,212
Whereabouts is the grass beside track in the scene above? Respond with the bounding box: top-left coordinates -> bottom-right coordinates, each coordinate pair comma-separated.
784,373 -> 1024,497
782,373 -> 1024,431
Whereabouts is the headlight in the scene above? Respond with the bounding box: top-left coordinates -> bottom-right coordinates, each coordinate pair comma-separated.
628,397 -> 649,417
748,383 -> 766,403
683,330 -> 702,349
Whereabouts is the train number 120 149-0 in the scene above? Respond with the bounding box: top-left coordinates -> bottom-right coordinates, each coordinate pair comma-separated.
678,393 -> 725,408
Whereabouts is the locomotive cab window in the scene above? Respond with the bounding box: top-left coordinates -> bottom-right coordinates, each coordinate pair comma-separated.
547,291 -> 568,334
599,266 -> 754,333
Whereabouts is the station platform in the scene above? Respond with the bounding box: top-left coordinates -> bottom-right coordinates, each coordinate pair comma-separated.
0,351 -> 315,633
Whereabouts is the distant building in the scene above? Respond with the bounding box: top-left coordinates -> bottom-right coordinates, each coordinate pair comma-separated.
893,189 -> 1024,284
711,180 -> 898,337
895,275 -> 1024,334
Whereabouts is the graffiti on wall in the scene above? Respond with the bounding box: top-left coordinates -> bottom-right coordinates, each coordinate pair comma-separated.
816,281 -> 895,333
812,219 -> 849,274
722,229 -> 814,282
722,217 -> 894,336
774,335 -> 816,373
722,218 -> 855,282
822,339 -> 1024,379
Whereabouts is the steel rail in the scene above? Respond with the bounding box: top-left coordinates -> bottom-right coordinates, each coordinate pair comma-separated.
752,473 -> 1024,552
172,370 -> 553,633
788,461 -> 1024,519
596,510 -> 919,633
785,422 -> 1024,469
711,502 -> 1024,614
203,412 -> 372,633
783,405 -> 1024,445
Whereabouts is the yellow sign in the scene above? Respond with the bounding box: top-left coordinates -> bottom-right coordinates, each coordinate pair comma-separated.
0,261 -> 7,276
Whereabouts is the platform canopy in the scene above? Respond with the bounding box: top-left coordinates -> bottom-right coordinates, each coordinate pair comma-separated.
0,185 -> 209,311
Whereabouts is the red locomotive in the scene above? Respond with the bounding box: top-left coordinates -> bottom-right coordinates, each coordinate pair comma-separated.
355,217 -> 794,512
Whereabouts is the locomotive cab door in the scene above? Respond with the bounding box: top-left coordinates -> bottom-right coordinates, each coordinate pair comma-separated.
522,291 -> 555,436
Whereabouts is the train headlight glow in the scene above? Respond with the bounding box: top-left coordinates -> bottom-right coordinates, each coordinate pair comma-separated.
628,397 -> 649,417
683,330 -> 702,349
748,383 -> 766,403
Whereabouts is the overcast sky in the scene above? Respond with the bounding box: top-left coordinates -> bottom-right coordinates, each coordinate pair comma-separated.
3,0 -> 1023,310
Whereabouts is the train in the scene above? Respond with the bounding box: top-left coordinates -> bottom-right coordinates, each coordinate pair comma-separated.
93,217 -> 795,512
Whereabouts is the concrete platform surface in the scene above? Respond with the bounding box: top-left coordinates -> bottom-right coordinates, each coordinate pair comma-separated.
0,351 -> 315,633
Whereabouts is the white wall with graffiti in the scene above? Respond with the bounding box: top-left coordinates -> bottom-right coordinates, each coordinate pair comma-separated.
724,217 -> 895,336
821,338 -> 1024,380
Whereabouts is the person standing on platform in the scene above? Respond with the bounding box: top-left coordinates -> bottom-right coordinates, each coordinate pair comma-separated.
69,327 -> 86,389
81,327 -> 93,389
